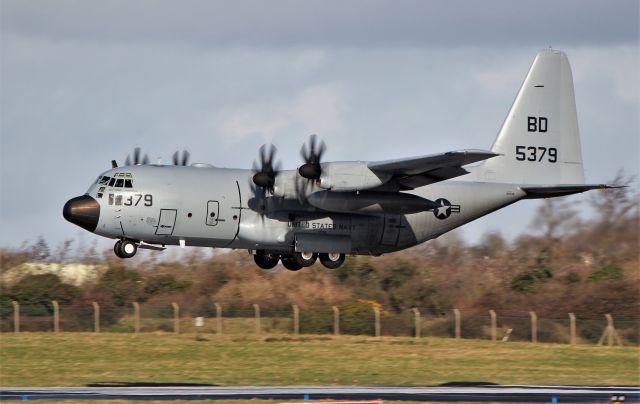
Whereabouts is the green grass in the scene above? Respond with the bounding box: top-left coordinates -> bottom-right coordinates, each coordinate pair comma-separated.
0,333 -> 638,386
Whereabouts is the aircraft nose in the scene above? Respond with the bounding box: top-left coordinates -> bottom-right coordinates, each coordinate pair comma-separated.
63,195 -> 100,232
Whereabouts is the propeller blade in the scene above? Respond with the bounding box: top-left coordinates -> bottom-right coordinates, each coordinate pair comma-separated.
125,155 -> 131,166
299,134 -> 326,180
252,144 -> 279,193
181,150 -> 190,166
172,151 -> 179,165
133,147 -> 141,165
111,160 -> 118,168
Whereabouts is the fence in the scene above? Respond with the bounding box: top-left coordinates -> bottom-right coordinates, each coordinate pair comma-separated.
0,300 -> 637,346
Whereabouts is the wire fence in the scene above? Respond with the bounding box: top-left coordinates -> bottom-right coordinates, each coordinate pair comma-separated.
0,300 -> 637,346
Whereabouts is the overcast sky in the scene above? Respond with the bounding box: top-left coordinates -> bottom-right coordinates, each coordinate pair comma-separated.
1,0 -> 638,253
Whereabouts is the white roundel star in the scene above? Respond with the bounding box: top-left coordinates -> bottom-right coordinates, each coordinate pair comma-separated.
433,198 -> 460,220
435,200 -> 451,218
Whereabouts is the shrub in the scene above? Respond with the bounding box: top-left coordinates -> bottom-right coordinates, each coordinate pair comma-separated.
588,264 -> 623,282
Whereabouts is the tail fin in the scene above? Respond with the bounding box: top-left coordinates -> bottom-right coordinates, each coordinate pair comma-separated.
480,49 -> 585,185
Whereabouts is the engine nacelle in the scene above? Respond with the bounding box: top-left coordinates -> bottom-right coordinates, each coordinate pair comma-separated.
318,162 -> 392,191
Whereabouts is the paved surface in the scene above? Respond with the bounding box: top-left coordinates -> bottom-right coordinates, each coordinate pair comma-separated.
1,385 -> 639,402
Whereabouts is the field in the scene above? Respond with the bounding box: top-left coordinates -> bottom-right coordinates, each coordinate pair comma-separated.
0,333 -> 638,387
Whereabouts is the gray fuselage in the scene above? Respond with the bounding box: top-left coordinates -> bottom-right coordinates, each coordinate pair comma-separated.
86,164 -> 525,255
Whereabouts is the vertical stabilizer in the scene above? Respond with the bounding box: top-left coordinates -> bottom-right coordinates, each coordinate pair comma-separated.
480,49 -> 585,185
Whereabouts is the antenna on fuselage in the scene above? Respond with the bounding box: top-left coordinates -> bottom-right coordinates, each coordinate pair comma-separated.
111,160 -> 118,168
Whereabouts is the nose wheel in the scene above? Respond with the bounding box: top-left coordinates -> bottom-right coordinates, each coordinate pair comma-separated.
114,239 -> 138,259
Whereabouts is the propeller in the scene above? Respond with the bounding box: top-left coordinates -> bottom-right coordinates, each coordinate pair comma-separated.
299,134 -> 326,180
124,147 -> 149,166
252,144 -> 280,194
295,135 -> 326,202
172,150 -> 190,166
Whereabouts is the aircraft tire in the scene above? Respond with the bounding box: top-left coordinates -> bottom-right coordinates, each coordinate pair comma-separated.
113,240 -> 124,258
281,257 -> 303,271
293,251 -> 317,267
119,239 -> 138,259
319,252 -> 345,269
254,251 -> 279,269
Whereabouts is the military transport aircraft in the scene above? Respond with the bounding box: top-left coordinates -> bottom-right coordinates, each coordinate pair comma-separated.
64,49 -> 613,270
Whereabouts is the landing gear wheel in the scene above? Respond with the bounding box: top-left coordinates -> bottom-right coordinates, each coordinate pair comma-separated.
118,239 -> 138,259
293,251 -> 317,267
319,252 -> 345,269
281,257 -> 303,271
254,250 -> 280,269
113,240 -> 123,258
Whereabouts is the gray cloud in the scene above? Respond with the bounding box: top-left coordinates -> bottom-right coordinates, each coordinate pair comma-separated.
1,0 -> 637,47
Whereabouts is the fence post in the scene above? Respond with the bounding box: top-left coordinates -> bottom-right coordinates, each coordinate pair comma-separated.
412,308 -> 421,339
529,311 -> 537,344
489,310 -> 497,341
598,314 -> 622,347
12,301 -> 19,333
172,302 -> 180,334
569,313 -> 576,345
253,303 -> 261,334
292,304 -> 299,336
92,302 -> 100,333
453,309 -> 461,339
52,300 -> 60,333
133,302 -> 140,334
373,307 -> 381,337
332,306 -> 340,336
215,303 -> 222,335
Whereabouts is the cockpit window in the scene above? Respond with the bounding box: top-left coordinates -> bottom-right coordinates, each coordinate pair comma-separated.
99,176 -> 111,185
124,179 -> 133,188
115,179 -> 124,187
108,178 -> 116,187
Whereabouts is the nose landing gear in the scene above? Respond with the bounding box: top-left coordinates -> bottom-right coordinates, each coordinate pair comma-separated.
114,239 -> 138,259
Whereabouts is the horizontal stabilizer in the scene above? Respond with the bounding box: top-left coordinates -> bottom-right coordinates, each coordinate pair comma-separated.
521,184 -> 620,199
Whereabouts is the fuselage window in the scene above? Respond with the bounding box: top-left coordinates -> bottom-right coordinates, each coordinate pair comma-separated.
108,178 -> 116,187
96,193 -> 103,199
115,179 -> 124,187
124,179 -> 133,188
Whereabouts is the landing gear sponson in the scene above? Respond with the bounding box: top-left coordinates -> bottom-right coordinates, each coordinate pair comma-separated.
254,250 -> 345,270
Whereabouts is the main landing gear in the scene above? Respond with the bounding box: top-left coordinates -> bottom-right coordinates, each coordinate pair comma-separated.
254,250 -> 345,271
114,239 -> 138,259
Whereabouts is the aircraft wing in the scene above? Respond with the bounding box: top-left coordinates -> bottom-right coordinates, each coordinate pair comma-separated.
368,149 -> 498,189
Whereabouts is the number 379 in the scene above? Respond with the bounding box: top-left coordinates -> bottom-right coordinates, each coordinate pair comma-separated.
516,146 -> 557,163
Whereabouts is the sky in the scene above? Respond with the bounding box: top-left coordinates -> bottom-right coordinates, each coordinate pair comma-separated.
0,0 -> 638,253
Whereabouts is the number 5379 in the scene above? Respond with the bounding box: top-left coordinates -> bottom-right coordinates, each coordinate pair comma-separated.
516,146 -> 557,163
